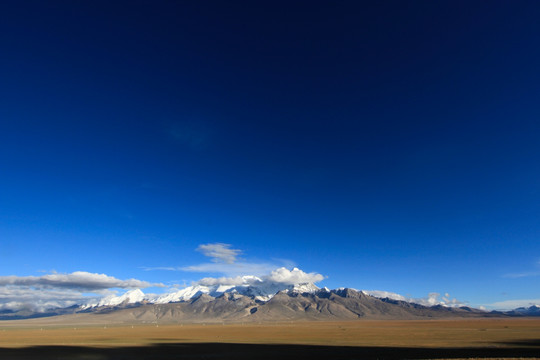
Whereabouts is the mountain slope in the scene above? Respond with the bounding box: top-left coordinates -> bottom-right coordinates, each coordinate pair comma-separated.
504,305 -> 540,316
76,288 -> 496,324
5,281 -> 531,323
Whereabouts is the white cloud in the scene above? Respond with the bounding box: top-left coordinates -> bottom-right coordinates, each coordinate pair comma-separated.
197,276 -> 248,286
364,290 -> 465,308
194,267 -> 325,288
266,267 -> 325,285
0,271 -> 157,290
196,243 -> 241,264
175,243 -> 295,277
0,272 -> 161,312
0,286 -> 93,312
363,290 -> 407,301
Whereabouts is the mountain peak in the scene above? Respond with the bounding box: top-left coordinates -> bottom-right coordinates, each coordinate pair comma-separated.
290,282 -> 319,294
333,288 -> 364,299
82,288 -> 146,309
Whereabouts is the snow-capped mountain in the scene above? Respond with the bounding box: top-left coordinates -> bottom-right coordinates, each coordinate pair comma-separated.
153,275 -> 320,304
82,271 -> 321,309
153,284 -> 229,304
70,287 -> 498,324
82,289 -> 146,309
78,267 -> 461,311
291,282 -> 320,293
8,282 -> 538,322
6,266 -> 535,322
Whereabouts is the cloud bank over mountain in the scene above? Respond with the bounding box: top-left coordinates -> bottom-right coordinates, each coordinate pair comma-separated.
488,298 -> 540,310
0,285 -> 89,312
196,267 -> 324,287
0,241 -> 325,312
0,272 -> 155,290
0,244 -> 518,313
0,272 -> 161,312
363,290 -> 465,308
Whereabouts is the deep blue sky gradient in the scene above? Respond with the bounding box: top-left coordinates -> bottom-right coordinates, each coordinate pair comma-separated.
1,1 -> 540,307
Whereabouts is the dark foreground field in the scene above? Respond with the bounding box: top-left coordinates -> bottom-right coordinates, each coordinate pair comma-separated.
1,342 -> 540,360
1,318 -> 539,359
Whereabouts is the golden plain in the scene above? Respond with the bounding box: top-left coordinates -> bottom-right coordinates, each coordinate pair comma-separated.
1,318 -> 539,359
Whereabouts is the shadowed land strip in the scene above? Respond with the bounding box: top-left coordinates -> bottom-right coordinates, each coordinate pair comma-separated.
0,342 -> 540,360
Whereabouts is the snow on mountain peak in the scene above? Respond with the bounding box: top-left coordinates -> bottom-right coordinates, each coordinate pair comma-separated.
151,267 -> 323,303
153,279 -> 320,303
82,267 -> 325,308
154,285 -> 215,304
291,282 -> 320,293
82,289 -> 146,309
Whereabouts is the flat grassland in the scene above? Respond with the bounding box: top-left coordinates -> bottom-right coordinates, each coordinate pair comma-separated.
1,318 -> 539,359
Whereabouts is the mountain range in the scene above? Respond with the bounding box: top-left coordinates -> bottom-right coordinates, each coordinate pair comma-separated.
2,277 -> 538,322
81,275 -> 323,309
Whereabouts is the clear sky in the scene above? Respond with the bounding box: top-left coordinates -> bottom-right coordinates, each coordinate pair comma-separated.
1,1 -> 539,311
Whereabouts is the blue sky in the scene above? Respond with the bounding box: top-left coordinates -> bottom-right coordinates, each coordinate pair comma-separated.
1,1 -> 539,310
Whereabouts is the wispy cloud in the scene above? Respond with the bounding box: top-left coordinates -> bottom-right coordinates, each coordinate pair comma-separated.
487,298 -> 540,310
502,271 -> 540,278
183,243 -> 300,277
181,261 -> 281,277
196,243 -> 241,264
503,258 -> 540,278
145,243 -> 295,277
364,290 -> 465,308
147,243 -> 325,290
141,266 -> 180,271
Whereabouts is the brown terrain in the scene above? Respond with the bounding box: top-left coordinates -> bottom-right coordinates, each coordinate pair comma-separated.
0,289 -> 496,323
1,318 -> 539,359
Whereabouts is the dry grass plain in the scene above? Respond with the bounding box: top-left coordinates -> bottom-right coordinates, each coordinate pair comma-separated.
1,318 -> 539,359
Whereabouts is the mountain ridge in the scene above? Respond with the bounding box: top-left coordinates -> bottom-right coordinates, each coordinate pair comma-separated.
59,288 -> 505,324
2,286 -> 535,323
2,277 -> 538,322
